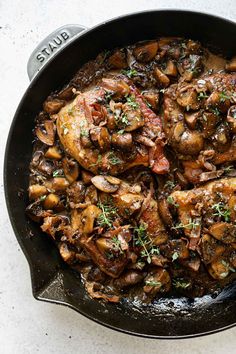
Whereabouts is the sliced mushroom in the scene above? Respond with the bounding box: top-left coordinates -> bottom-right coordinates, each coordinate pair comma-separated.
29,184 -> 47,200
153,67 -> 170,87
80,205 -> 102,234
209,222 -> 236,244
163,60 -> 178,76
62,157 -> 79,184
43,193 -> 60,210
45,146 -> 62,160
108,50 -> 127,69
35,120 -> 55,146
208,258 -> 229,280
200,234 -> 225,264
114,270 -> 143,288
111,132 -> 133,150
184,111 -> 200,130
43,98 -> 65,114
177,88 -> 200,110
206,91 -> 230,113
90,127 -> 111,152
158,198 -> 173,227
122,105 -> 145,132
81,170 -> 94,185
227,105 -> 236,133
101,78 -> 130,98
143,268 -> 171,296
114,193 -> 143,215
59,242 -> 75,263
57,86 -> 75,100
91,175 -> 120,193
26,200 -> 52,222
172,122 -> 204,155
133,42 -> 158,62
142,91 -> 159,111
45,177 -> 69,191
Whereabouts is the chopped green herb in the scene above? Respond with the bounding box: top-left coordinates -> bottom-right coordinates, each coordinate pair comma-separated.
219,91 -> 231,102
39,195 -> 47,201
172,218 -> 200,231
126,95 -> 139,110
104,90 -> 113,103
134,223 -> 159,264
97,198 -> 117,228
173,278 -> 191,289
172,252 -> 179,262
117,129 -> 125,135
167,196 -> 179,208
145,280 -> 162,287
210,107 -> 220,116
224,165 -> 234,174
90,154 -> 102,167
53,169 -> 64,178
121,68 -> 138,78
198,92 -> 209,100
80,128 -> 89,137
112,236 -> 124,255
164,180 -> 176,189
212,202 -> 231,222
108,152 -> 122,165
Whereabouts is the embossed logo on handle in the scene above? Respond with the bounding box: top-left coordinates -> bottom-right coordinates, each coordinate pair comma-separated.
27,25 -> 87,80
36,31 -> 70,63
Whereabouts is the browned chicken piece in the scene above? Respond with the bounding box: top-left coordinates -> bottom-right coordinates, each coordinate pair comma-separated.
57,76 -> 168,176
169,178 -> 236,251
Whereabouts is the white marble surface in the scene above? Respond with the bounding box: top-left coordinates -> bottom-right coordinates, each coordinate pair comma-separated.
0,1 -> 236,353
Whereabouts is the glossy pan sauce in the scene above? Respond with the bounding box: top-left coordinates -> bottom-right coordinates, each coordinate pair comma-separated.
26,37 -> 236,304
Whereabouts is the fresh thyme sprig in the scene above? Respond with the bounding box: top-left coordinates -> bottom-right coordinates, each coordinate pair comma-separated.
212,202 -> 231,222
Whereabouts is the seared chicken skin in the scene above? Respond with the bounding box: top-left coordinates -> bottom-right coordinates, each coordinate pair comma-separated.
57,76 -> 169,175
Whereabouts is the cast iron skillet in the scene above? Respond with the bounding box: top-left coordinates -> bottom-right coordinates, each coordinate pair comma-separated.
4,10 -> 236,338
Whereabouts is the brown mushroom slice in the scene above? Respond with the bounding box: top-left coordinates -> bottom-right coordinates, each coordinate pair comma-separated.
133,41 -> 158,62
91,175 -> 120,193
26,200 -> 52,222
108,50 -> 127,69
201,112 -> 219,138
206,91 -> 230,113
199,170 -> 224,183
172,121 -> 204,155
114,192 -> 143,216
29,184 -> 48,200
184,111 -> 200,130
158,198 -> 173,227
177,88 -> 200,110
43,98 -> 65,114
142,91 -> 159,111
80,205 -> 102,234
45,146 -> 62,160
96,237 -> 113,253
35,120 -> 55,146
43,193 -> 60,210
62,157 -> 79,184
59,242 -> 75,263
227,105 -> 236,133
90,127 -> 111,152
153,67 -> 170,87
101,78 -> 130,98
57,86 -> 75,101
225,56 -> 236,72
81,170 -> 94,185
79,235 -> 127,278
143,268 -> 171,296
209,222 -> 236,244
114,270 -> 143,288
45,177 -> 69,191
111,132 -> 133,150
200,234 -> 225,264
208,258 -> 229,280
163,60 -> 178,76
122,105 -> 145,132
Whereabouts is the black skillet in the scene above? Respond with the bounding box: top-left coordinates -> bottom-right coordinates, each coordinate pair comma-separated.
4,10 -> 236,338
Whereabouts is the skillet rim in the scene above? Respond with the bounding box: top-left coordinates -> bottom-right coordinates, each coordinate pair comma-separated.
4,9 -> 236,339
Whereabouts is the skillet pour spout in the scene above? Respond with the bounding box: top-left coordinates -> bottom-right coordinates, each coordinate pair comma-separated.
4,10 -> 236,338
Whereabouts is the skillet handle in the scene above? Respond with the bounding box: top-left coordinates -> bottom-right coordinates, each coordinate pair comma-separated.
27,24 -> 87,80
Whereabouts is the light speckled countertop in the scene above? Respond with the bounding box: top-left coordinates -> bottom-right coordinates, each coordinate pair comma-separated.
0,1 -> 235,353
